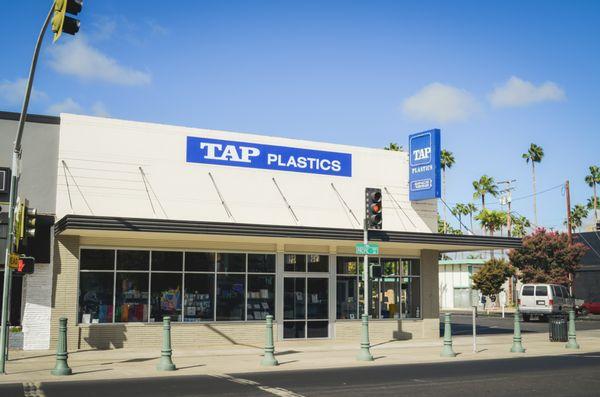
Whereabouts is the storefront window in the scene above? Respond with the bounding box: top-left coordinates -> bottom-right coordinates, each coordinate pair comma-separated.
79,249 -> 276,324
115,273 -> 149,322
247,275 -> 275,320
248,254 -> 276,273
80,249 -> 114,270
184,273 -> 214,321
152,251 -> 183,271
336,276 -> 357,319
336,256 -> 358,275
150,273 -> 182,322
117,250 -> 149,271
79,272 -> 114,323
217,253 -> 246,272
216,274 -> 245,321
284,254 -> 306,272
185,252 -> 215,272
307,255 -> 329,272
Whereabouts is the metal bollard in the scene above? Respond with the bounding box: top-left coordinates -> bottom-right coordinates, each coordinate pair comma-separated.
260,315 -> 278,366
510,306 -> 526,353
440,313 -> 456,357
156,316 -> 176,371
565,308 -> 580,349
51,317 -> 72,376
357,314 -> 374,361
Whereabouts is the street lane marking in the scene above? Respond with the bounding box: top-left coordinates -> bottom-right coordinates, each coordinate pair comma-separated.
22,382 -> 45,397
211,374 -> 305,397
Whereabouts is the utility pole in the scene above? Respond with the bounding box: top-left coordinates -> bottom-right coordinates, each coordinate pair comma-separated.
498,179 -> 516,237
565,180 -> 573,295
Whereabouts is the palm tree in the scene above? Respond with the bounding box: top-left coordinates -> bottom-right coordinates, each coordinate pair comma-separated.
565,204 -> 590,232
522,143 -> 544,226
465,203 -> 478,234
440,149 -> 455,233
452,203 -> 471,233
584,165 -> 600,224
384,142 -> 403,151
511,215 -> 531,238
476,209 -> 506,236
472,175 -> 499,210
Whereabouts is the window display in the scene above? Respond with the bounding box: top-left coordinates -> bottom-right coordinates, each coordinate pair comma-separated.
79,272 -> 113,323
247,275 -> 275,320
151,273 -> 182,321
115,273 -> 149,322
284,254 -> 306,272
184,273 -> 214,321
216,274 -> 245,321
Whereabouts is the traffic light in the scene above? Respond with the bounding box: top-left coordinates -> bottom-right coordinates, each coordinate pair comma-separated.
365,187 -> 383,229
52,0 -> 83,42
16,256 -> 35,275
15,200 -> 36,254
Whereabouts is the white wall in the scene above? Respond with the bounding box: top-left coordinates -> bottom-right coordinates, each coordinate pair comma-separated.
22,263 -> 52,349
55,114 -> 437,232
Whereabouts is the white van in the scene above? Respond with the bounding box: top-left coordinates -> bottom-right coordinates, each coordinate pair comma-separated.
518,284 -> 574,321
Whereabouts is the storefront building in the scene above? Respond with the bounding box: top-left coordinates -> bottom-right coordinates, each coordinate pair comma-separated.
1,112 -> 520,350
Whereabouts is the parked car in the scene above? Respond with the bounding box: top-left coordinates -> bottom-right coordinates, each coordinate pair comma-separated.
518,284 -> 574,321
580,297 -> 600,315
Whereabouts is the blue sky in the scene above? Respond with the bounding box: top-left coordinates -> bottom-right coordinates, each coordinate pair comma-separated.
1,1 -> 599,232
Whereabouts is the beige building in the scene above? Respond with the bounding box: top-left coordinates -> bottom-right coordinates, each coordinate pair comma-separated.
1,112 -> 520,350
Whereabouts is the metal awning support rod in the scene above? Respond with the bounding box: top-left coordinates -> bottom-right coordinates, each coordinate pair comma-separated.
330,183 -> 361,227
384,187 -> 417,229
62,161 -> 94,215
272,177 -> 299,224
139,167 -> 157,218
61,161 -> 74,213
208,172 -> 236,222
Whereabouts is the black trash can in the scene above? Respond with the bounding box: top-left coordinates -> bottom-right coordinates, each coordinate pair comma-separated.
549,314 -> 568,342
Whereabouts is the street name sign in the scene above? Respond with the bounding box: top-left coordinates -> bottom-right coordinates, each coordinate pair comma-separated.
355,243 -> 379,255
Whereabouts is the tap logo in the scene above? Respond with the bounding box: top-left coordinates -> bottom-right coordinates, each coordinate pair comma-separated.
186,136 -> 352,177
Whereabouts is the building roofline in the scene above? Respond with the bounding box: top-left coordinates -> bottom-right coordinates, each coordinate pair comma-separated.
54,214 -> 522,250
0,111 -> 60,125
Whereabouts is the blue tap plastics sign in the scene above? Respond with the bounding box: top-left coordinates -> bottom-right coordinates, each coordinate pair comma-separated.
409,129 -> 441,201
186,136 -> 352,177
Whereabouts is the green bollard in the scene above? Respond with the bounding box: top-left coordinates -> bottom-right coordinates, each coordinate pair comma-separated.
357,314 -> 374,361
156,316 -> 176,371
440,313 -> 456,357
260,315 -> 278,366
51,317 -> 72,376
565,308 -> 580,349
510,306 -> 526,353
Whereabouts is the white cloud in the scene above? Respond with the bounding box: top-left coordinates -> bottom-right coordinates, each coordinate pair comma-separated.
489,76 -> 565,108
46,98 -> 83,115
91,101 -> 110,117
47,36 -> 151,86
0,78 -> 47,105
402,83 -> 480,123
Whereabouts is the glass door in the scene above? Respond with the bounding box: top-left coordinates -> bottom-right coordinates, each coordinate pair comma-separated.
283,277 -> 328,338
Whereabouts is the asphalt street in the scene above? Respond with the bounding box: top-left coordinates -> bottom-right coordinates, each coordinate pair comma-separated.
444,313 -> 600,336
2,353 -> 600,397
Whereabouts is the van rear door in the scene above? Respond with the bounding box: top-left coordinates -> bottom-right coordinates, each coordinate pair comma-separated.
535,285 -> 550,309
521,285 -> 535,309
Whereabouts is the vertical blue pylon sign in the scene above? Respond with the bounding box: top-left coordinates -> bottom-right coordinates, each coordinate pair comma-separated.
409,129 -> 441,201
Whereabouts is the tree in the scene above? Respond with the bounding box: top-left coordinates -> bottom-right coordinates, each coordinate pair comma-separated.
564,204 -> 590,232
475,209 -> 506,236
471,258 -> 516,301
465,202 -> 478,234
472,175 -> 498,210
451,203 -> 470,233
584,165 -> 600,224
522,143 -> 544,226
508,228 -> 588,286
384,142 -> 403,151
511,215 -> 531,238
440,149 -> 455,233
437,216 -> 462,235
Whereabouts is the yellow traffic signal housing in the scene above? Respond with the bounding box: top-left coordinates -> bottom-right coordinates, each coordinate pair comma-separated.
52,0 -> 83,42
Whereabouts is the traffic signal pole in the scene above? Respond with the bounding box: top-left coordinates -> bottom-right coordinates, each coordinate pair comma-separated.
0,4 -> 53,374
363,218 -> 369,316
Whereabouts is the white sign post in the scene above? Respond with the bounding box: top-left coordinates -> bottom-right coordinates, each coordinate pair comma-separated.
499,290 -> 507,319
471,289 -> 479,353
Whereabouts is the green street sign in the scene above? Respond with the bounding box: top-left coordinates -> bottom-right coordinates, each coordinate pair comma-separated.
355,243 -> 379,255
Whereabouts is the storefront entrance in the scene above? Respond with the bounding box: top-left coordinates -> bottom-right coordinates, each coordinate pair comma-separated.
283,276 -> 328,339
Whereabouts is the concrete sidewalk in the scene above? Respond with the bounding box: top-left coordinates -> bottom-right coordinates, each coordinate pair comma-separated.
2,329 -> 599,384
